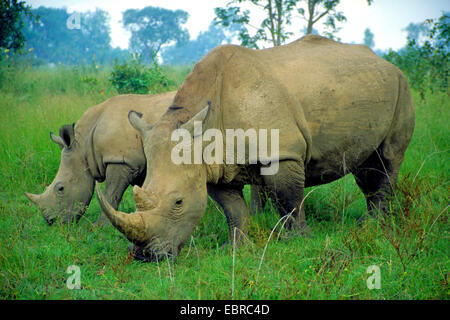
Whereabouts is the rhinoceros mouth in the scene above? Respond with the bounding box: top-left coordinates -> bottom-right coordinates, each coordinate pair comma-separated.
45,216 -> 56,226
127,244 -> 174,263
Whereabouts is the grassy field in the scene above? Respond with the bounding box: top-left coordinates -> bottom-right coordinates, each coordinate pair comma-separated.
0,64 -> 448,300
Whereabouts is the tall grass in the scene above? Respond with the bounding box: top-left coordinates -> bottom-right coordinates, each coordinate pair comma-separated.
0,65 -> 448,299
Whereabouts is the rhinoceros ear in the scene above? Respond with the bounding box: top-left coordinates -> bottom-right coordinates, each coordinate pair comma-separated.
59,123 -> 75,148
50,132 -> 65,149
128,110 -> 153,135
180,103 -> 210,136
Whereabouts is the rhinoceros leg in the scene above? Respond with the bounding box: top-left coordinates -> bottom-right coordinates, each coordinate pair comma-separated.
95,164 -> 137,226
353,145 -> 402,218
263,160 -> 311,236
208,184 -> 250,245
354,76 -> 414,219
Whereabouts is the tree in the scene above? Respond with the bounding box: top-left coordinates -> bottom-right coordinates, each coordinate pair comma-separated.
215,0 -> 373,49
298,0 -> 373,39
363,27 -> 375,48
123,6 -> 189,62
215,0 -> 298,49
22,7 -> 127,65
383,12 -> 449,99
301,25 -> 319,35
0,0 -> 35,52
301,0 -> 344,37
79,9 -> 113,60
162,21 -> 239,65
403,22 -> 429,43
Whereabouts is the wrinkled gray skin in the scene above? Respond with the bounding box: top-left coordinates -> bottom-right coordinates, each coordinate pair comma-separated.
25,92 -> 175,225
25,91 -> 262,226
97,35 -> 415,262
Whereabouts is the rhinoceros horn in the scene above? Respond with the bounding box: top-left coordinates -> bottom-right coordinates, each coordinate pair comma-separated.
25,192 -> 42,206
95,183 -> 155,245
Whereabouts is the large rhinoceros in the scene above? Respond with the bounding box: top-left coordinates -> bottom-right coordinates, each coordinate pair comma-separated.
25,92 -> 175,225
96,35 -> 415,261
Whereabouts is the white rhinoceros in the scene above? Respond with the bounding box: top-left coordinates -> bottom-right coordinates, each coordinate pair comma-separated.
25,92 -> 175,225
97,35 -> 415,261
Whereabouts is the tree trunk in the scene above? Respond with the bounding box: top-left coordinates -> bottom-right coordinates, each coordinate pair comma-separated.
306,20 -> 313,34
267,0 -> 277,47
306,0 -> 315,34
275,0 -> 283,46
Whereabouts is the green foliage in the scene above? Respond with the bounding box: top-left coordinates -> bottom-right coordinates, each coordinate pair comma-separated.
215,0 -> 373,48
161,65 -> 192,85
0,61 -> 112,97
215,0 -> 298,49
384,13 -> 449,100
21,7 -> 128,65
0,0 -> 35,52
123,6 -> 190,62
363,27 -> 375,48
109,54 -> 174,94
0,64 -> 448,299
162,21 -> 239,65
302,0 -> 347,39
403,22 -> 429,43
299,0 -> 372,40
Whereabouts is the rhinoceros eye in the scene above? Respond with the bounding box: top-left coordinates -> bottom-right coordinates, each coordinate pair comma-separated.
54,183 -> 64,194
175,199 -> 183,206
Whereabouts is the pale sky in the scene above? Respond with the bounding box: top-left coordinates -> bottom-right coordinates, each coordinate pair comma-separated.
28,0 -> 449,51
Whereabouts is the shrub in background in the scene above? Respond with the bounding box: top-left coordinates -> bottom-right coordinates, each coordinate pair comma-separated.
109,53 -> 174,94
383,13 -> 449,100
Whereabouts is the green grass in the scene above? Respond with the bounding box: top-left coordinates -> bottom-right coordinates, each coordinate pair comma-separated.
0,65 -> 448,299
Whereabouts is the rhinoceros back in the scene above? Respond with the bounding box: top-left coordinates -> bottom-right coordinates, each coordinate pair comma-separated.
257,35 -> 407,183
81,93 -> 174,180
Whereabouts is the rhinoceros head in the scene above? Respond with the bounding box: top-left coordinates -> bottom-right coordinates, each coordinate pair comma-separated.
96,108 -> 209,261
25,124 -> 94,225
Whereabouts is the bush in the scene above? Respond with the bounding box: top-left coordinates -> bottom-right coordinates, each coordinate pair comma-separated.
383,13 -> 449,100
109,54 -> 174,94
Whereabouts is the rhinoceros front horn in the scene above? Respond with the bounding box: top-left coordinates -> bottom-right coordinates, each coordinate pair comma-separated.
25,192 -> 42,206
95,183 -> 147,244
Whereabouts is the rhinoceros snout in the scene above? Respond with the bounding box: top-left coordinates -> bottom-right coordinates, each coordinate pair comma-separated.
127,244 -> 173,263
45,216 -> 56,226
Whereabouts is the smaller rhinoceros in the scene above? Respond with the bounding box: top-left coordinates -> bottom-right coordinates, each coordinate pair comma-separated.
25,92 -> 175,225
